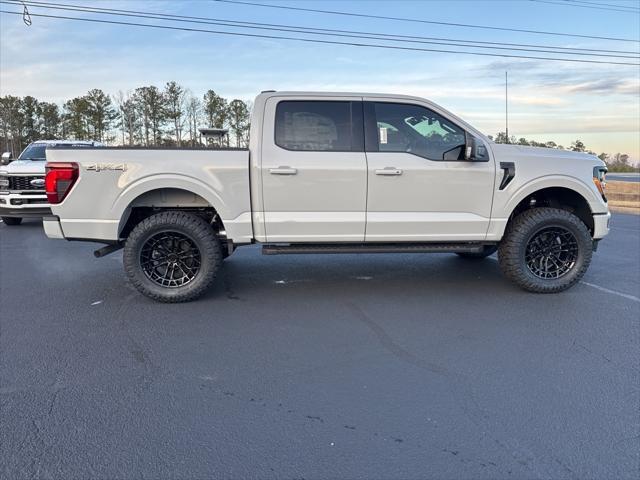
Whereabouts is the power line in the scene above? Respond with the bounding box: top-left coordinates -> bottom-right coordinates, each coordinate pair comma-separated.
12,0 -> 640,56
564,0 -> 639,11
6,0 -> 638,59
2,9 -> 637,66
550,0 -> 639,12
213,0 -> 640,43
530,0 -> 640,13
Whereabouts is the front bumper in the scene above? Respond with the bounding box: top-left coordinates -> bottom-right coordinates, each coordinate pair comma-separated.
0,192 -> 50,217
0,205 -> 51,217
593,211 -> 611,239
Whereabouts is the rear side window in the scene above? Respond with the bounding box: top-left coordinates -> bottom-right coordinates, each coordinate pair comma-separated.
275,101 -> 361,151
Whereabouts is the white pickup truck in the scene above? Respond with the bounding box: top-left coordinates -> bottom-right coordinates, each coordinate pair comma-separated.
43,91 -> 610,302
0,140 -> 102,225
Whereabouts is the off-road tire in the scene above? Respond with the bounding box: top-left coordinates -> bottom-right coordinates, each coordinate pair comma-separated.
123,211 -> 222,302
498,207 -> 592,293
456,245 -> 497,259
1,217 -> 22,226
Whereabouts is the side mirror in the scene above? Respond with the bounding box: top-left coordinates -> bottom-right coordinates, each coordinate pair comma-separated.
464,133 -> 475,160
464,134 -> 489,162
1,152 -> 12,165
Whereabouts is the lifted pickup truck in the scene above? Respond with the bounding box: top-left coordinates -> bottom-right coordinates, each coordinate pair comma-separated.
43,91 -> 610,302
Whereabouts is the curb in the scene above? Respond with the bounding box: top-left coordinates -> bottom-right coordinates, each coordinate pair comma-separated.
609,205 -> 640,215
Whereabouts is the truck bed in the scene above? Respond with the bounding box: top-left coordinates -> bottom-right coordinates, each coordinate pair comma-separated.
45,146 -> 252,243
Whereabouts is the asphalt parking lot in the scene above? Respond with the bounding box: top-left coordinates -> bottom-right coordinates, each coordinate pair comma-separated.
1,213 -> 639,479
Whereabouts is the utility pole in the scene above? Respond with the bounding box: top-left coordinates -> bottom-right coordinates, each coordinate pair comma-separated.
505,71 -> 509,144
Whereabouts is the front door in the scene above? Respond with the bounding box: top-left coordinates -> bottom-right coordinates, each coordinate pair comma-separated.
261,97 -> 367,242
364,100 -> 495,242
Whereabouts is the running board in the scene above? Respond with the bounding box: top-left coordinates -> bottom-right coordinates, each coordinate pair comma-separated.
262,242 -> 486,255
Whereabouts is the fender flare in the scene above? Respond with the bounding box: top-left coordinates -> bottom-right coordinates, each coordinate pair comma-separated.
112,174 -> 228,233
498,175 -> 603,219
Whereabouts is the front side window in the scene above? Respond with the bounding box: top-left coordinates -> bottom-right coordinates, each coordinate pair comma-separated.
275,101 -> 356,151
373,103 -> 466,161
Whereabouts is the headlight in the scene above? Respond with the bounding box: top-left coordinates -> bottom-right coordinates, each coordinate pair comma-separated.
593,166 -> 607,201
0,176 -> 9,190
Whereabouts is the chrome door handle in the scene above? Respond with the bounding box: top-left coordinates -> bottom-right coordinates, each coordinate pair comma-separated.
375,168 -> 403,176
269,166 -> 298,175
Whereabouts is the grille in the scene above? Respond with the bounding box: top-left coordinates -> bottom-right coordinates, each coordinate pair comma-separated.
7,176 -> 45,191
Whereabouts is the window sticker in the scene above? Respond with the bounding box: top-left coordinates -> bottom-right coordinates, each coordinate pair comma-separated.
379,127 -> 388,144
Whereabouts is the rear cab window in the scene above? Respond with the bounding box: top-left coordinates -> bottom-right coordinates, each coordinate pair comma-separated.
274,101 -> 363,152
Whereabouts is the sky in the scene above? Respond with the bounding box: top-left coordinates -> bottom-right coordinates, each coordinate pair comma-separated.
1,0 -> 639,161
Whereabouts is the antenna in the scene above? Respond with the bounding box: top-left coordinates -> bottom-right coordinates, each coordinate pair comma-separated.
505,71 -> 509,143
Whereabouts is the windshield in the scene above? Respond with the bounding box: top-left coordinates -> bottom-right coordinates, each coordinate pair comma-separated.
18,143 -> 48,161
18,142 -> 96,161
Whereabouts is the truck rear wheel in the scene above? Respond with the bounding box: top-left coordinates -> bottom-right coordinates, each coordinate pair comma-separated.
123,211 -> 222,302
1,217 -> 22,226
498,207 -> 592,293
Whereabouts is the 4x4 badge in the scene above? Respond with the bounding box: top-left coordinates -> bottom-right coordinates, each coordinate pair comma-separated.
86,163 -> 127,172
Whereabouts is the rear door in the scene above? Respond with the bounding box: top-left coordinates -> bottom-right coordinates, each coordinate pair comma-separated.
261,96 -> 367,242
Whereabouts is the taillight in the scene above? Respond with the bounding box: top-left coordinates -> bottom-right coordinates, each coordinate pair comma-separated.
45,162 -> 79,204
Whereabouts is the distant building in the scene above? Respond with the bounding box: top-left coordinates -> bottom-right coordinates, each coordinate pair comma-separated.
199,128 -> 229,148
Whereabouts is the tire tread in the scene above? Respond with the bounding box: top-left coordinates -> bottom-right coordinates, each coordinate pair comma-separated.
123,211 -> 222,303
498,207 -> 592,293
1,217 -> 23,226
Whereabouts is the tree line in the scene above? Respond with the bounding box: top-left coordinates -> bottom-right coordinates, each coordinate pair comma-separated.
0,88 -> 636,173
489,132 -> 638,173
0,81 -> 251,157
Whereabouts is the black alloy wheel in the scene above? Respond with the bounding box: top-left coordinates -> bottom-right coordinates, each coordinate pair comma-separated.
524,226 -> 579,279
124,211 -> 222,302
140,231 -> 202,288
498,207 -> 592,293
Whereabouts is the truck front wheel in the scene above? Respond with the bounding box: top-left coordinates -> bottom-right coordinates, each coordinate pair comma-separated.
498,207 -> 592,293
1,217 -> 22,226
123,211 -> 223,302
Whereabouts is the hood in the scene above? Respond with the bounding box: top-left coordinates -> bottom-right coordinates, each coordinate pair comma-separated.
488,143 -> 606,198
490,143 -> 600,163
0,160 -> 47,175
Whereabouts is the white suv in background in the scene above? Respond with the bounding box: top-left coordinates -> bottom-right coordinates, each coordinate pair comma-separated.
0,140 -> 102,225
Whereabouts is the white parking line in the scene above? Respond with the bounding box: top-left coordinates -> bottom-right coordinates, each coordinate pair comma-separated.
488,256 -> 639,303
579,281 -> 640,303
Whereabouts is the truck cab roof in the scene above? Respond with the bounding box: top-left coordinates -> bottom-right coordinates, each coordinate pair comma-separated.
29,140 -> 104,146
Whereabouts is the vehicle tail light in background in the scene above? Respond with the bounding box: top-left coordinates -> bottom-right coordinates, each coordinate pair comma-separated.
592,166 -> 607,202
45,162 -> 79,204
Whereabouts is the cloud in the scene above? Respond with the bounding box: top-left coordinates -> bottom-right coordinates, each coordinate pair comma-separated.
565,78 -> 640,95
1,1 -> 638,160
481,60 -> 545,72
509,95 -> 567,106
